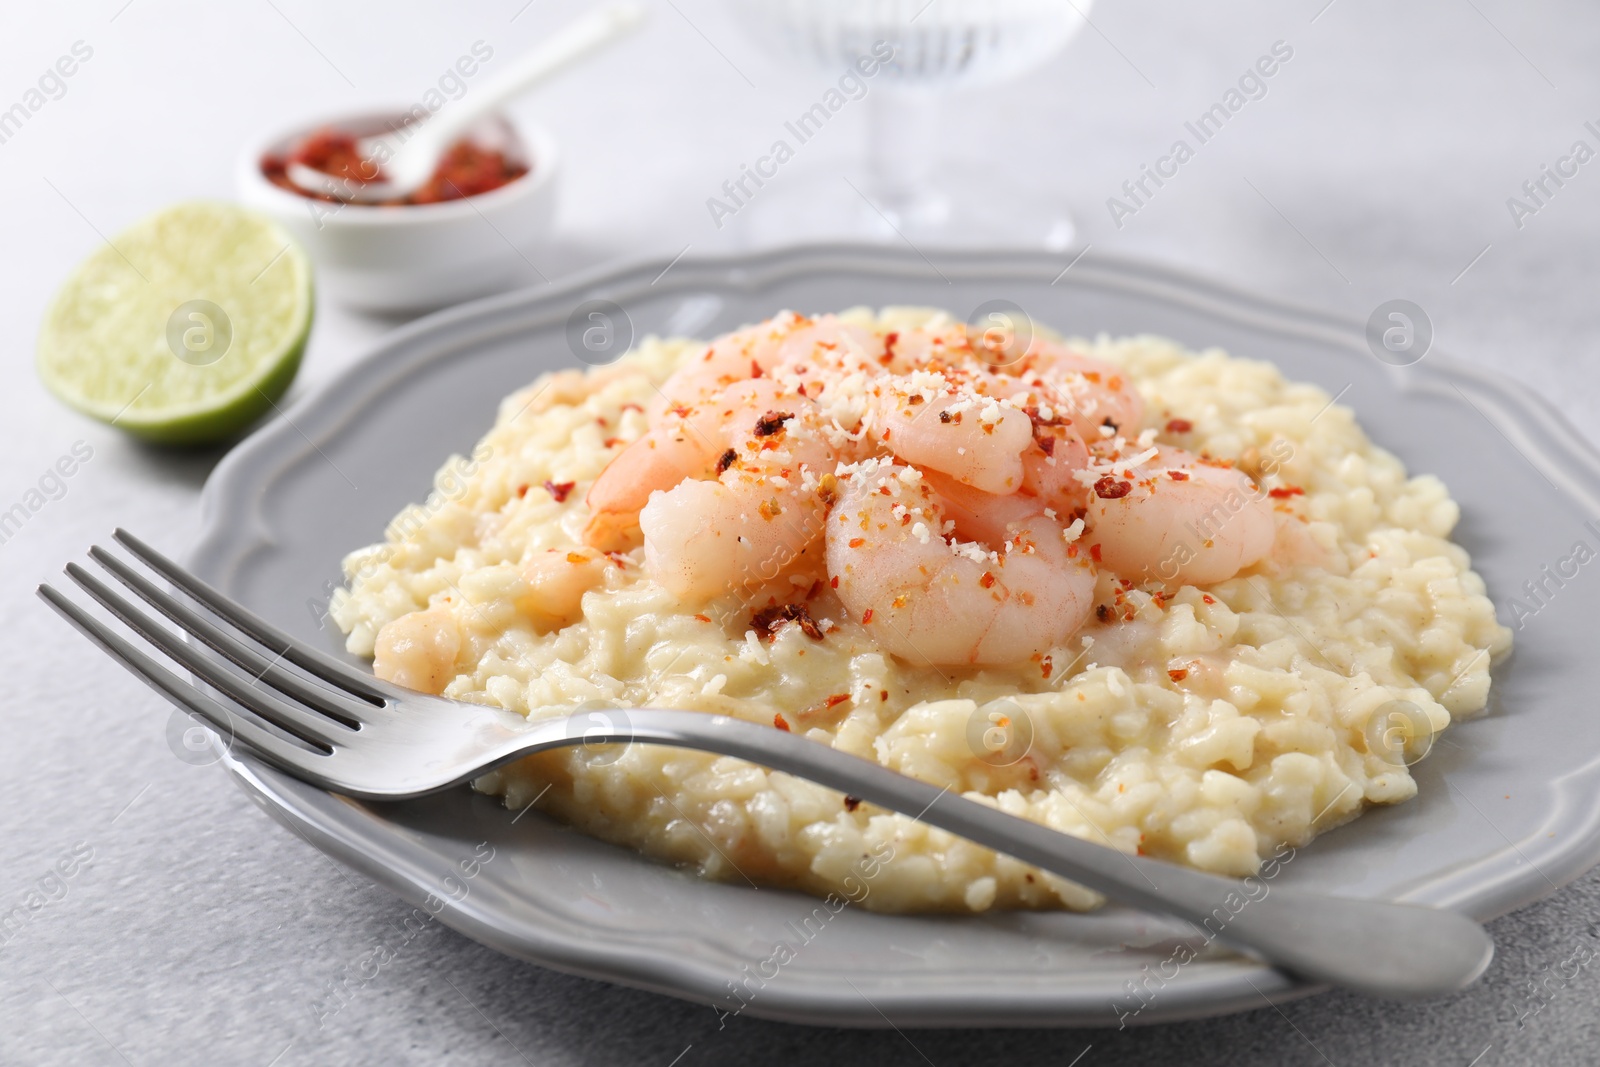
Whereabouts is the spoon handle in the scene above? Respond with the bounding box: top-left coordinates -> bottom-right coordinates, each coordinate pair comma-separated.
410,3 -> 646,156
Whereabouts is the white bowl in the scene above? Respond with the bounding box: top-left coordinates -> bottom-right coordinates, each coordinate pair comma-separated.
236,110 -> 558,313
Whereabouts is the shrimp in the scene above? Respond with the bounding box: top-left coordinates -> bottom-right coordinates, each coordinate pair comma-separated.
1015,342 -> 1145,439
825,459 -> 1097,665
373,605 -> 461,695
1019,415 -> 1092,513
518,547 -> 612,627
875,382 -> 1035,494
640,379 -> 838,603
920,470 -> 1044,544
646,320 -> 788,426
1084,445 -> 1274,586
647,313 -> 882,426
582,405 -> 723,551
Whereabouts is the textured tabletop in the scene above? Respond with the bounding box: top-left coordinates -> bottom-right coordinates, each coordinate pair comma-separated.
3,0 -> 1598,1064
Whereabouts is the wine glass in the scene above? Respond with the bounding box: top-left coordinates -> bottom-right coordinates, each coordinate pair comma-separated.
721,0 -> 1092,249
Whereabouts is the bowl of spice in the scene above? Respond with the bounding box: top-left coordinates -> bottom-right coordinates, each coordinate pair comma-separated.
238,110 -> 557,312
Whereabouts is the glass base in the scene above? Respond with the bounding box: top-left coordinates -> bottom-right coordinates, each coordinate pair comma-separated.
717,162 -> 1076,252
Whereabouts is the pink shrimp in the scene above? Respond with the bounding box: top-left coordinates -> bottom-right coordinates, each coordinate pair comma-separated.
1084,445 -> 1274,586
825,459 -> 1097,665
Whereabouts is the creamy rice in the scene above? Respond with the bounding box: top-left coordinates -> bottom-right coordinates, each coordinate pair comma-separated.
330,308 -> 1512,913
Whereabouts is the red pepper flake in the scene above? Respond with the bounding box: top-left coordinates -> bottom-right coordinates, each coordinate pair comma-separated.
979,572 -> 997,589
1037,435 -> 1056,456
848,538 -> 865,548
1041,655 -> 1053,679
1168,668 -> 1189,682
752,602 -> 824,641
1168,470 -> 1190,482
879,689 -> 889,702
843,795 -> 861,812
825,693 -> 851,709
716,448 -> 738,474
1165,418 -> 1193,434
1268,486 -> 1305,499
515,484 -> 529,498
693,613 -> 712,623
861,608 -> 874,624
1094,476 -> 1132,499
1096,604 -> 1112,622
773,713 -> 791,731
750,359 -> 764,379
754,411 -> 793,437
883,332 -> 898,363
565,552 -> 589,564
1067,544 -> 1079,558
543,480 -> 575,503
830,575 -> 840,589
938,410 -> 953,424
1089,543 -> 1103,563
602,437 -> 625,449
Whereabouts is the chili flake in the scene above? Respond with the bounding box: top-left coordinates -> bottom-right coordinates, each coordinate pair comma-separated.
1094,476 -> 1132,499
543,480 -> 575,503
754,411 -> 793,437
751,602 -> 824,641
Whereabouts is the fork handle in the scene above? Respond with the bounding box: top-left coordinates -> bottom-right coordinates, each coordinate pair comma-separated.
490,709 -> 1490,1000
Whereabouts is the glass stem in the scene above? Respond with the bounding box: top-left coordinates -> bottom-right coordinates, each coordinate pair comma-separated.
864,85 -> 947,229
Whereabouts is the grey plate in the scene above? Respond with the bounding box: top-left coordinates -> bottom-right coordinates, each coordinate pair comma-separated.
191,244 -> 1600,1028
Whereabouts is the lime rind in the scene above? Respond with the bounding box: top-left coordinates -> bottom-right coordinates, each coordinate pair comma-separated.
37,201 -> 314,445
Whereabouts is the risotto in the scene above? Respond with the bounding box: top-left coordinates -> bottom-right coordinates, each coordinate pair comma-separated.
329,307 -> 1511,913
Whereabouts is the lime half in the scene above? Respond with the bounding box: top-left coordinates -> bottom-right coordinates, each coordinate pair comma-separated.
37,201 -> 313,445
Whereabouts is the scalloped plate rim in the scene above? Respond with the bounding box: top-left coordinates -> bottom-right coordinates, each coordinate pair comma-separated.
190,243 -> 1600,1027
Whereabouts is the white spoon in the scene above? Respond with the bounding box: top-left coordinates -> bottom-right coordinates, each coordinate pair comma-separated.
288,3 -> 645,203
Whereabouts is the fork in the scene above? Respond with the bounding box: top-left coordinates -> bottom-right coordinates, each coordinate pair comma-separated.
40,529 -> 1494,1000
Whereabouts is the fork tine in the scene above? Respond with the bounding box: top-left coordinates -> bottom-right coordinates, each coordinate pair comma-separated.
64,563 -> 342,750
112,528 -> 390,704
89,546 -> 369,727
37,584 -> 319,770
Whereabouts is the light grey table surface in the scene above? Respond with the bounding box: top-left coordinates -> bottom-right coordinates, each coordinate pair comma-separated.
3,0 -> 1598,1064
